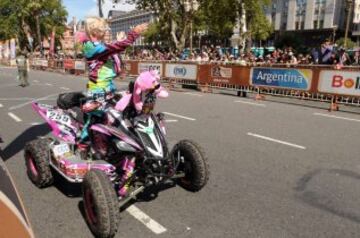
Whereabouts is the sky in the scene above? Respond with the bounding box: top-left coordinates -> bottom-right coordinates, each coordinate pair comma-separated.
63,0 -> 135,22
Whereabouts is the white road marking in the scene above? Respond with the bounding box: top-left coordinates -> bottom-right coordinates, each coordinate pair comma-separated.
234,100 -> 266,107
0,83 -> 18,89
0,97 -> 34,101
46,83 -> 52,86
184,92 -> 203,97
9,93 -> 59,110
165,119 -> 178,123
163,112 -> 196,121
247,132 -> 306,150
60,87 -> 70,90
313,113 -> 360,123
33,80 -> 39,83
126,205 -> 167,234
8,112 -> 22,122
0,103 -> 3,108
30,122 -> 42,126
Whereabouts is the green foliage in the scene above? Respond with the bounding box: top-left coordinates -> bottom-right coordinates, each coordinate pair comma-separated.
243,0 -> 273,41
336,37 -> 357,49
201,0 -> 237,39
0,0 -> 67,53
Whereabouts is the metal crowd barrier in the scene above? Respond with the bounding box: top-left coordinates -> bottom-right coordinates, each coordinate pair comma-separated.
13,58 -> 360,111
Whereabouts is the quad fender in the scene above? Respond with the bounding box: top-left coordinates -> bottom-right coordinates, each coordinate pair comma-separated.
90,124 -> 111,136
31,102 -> 77,144
90,124 -> 143,151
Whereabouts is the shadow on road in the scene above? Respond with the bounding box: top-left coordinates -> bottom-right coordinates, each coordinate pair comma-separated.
52,172 -> 82,197
0,123 -> 50,162
295,169 -> 360,223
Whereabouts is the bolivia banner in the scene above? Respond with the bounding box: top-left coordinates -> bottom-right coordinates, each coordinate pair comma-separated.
250,67 -> 312,90
319,70 -> 360,96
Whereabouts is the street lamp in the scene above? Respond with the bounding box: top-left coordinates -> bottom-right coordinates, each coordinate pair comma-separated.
344,0 -> 354,48
184,0 -> 199,52
332,25 -> 338,44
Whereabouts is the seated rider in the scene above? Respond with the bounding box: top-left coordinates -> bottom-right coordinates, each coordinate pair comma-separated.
77,16 -> 148,148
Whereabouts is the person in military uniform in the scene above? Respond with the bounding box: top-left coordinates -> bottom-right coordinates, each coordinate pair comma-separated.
16,51 -> 29,87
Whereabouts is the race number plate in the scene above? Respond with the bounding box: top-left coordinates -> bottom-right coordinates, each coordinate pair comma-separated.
46,110 -> 72,127
53,144 -> 71,157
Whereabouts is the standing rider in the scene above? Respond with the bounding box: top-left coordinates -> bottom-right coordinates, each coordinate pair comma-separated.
77,16 -> 148,148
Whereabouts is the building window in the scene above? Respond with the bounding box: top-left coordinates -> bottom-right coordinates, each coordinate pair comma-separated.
301,21 -> 305,30
295,21 -> 299,29
319,20 -> 324,29
314,20 -> 318,29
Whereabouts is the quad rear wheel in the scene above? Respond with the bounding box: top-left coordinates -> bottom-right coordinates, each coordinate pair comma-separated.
172,140 -> 209,192
83,169 -> 119,238
24,138 -> 53,188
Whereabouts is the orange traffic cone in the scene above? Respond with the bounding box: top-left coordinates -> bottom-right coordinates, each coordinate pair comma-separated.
329,96 -> 339,111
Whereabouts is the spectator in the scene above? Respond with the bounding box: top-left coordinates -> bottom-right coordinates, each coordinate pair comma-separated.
321,39 -> 334,64
338,48 -> 351,66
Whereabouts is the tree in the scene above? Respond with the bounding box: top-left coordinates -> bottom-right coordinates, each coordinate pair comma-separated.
336,37 -> 357,49
129,0 -> 201,51
0,0 -> 67,54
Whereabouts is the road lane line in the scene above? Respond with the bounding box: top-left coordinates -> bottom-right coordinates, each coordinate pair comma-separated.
29,122 -> 42,126
247,132 -> 306,150
0,83 -> 18,89
8,112 -> 22,122
163,112 -> 196,121
60,87 -> 70,90
0,103 -> 3,108
9,93 -> 59,110
0,97 -> 34,101
165,119 -> 178,123
313,113 -> 360,123
46,83 -> 52,86
33,80 -> 39,83
126,205 -> 167,234
184,92 -> 203,97
234,100 -> 266,107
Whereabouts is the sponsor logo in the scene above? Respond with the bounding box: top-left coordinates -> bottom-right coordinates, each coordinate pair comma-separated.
331,75 -> 360,90
251,68 -> 311,90
173,67 -> 187,76
139,64 -> 161,73
211,66 -> 232,78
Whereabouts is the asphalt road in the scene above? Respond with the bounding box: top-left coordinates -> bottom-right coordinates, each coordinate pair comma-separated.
1,66 -> 360,238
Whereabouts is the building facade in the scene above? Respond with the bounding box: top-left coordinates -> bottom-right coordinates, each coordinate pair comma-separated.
266,0 -> 346,31
264,0 -> 359,46
109,10 -> 155,45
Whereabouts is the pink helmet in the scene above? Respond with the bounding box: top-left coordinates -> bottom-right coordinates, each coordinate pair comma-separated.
133,70 -> 168,112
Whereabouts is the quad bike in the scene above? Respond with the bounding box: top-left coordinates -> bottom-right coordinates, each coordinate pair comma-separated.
24,71 -> 209,238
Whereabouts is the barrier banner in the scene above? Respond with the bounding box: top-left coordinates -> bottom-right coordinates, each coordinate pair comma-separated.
165,64 -> 197,80
138,62 -> 163,76
319,70 -> 360,96
74,60 -> 86,70
250,67 -> 312,90
211,65 -> 232,78
41,60 -> 48,67
63,59 -> 74,70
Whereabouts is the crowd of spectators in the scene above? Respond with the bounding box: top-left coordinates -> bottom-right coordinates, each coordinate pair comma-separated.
124,39 -> 360,67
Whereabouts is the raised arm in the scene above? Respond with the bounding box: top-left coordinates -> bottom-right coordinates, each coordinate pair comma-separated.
86,23 -> 148,61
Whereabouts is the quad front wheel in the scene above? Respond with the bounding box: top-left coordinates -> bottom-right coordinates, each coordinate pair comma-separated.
172,140 -> 209,192
83,169 -> 119,238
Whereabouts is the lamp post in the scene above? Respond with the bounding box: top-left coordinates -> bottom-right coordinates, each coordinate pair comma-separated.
332,25 -> 338,44
344,0 -> 354,48
184,0 -> 199,52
